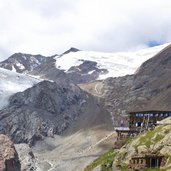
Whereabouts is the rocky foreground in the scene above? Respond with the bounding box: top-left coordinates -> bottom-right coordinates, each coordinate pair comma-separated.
0,134 -> 20,171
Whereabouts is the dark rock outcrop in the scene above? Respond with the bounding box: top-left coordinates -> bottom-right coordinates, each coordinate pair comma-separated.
29,57 -> 72,84
66,60 -> 108,84
0,134 -> 20,171
62,47 -> 80,55
27,58 -> 107,84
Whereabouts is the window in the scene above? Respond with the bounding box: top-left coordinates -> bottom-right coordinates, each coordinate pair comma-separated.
137,122 -> 142,127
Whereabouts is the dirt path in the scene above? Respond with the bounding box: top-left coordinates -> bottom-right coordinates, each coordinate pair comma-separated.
94,82 -> 105,97
79,81 -> 105,97
79,132 -> 116,154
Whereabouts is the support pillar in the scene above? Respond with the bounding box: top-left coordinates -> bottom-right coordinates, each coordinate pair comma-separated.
156,158 -> 159,168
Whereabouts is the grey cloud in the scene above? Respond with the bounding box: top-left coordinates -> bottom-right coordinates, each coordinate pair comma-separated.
0,0 -> 171,61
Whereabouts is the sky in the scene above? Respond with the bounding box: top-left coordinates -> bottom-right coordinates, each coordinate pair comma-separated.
0,0 -> 171,60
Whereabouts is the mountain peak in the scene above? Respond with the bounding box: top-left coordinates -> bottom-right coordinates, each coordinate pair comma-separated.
62,47 -> 80,55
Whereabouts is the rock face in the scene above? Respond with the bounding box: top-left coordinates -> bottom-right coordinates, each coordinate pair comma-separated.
15,144 -> 36,171
0,80 -> 112,146
101,44 -> 171,126
0,134 -> 20,171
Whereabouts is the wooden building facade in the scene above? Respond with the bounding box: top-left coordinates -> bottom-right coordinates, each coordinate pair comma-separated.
129,154 -> 166,170
114,110 -> 171,149
129,110 -> 171,132
114,127 -> 131,149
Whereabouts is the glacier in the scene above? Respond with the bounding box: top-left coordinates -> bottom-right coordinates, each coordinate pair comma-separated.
55,43 -> 170,79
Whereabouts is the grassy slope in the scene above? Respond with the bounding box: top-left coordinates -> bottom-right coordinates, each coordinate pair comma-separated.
84,148 -> 117,171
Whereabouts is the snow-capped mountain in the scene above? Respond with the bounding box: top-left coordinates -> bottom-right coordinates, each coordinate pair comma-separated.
0,68 -> 40,109
0,43 -> 170,84
56,43 -> 170,79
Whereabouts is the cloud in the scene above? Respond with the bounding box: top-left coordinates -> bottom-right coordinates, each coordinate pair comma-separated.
0,0 -> 171,60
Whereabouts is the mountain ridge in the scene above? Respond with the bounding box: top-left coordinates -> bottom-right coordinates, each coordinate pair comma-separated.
0,43 -> 169,84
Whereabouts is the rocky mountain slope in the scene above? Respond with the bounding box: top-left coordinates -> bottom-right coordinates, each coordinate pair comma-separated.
0,79 -> 112,146
0,69 -> 113,170
93,44 -> 171,126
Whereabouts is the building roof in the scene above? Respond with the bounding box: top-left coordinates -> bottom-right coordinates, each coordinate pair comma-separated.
131,154 -> 164,159
114,127 -> 130,131
129,110 -> 171,114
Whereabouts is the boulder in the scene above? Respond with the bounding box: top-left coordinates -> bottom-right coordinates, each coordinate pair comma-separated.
15,144 -> 36,171
0,134 -> 20,171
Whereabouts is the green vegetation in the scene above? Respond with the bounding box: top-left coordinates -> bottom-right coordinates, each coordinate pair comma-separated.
167,156 -> 171,166
84,148 -> 118,171
164,129 -> 170,134
123,137 -> 134,145
154,133 -> 164,142
118,163 -> 130,171
168,156 -> 171,163
135,126 -> 165,148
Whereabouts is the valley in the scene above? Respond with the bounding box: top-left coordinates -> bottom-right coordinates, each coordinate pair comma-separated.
0,43 -> 171,170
